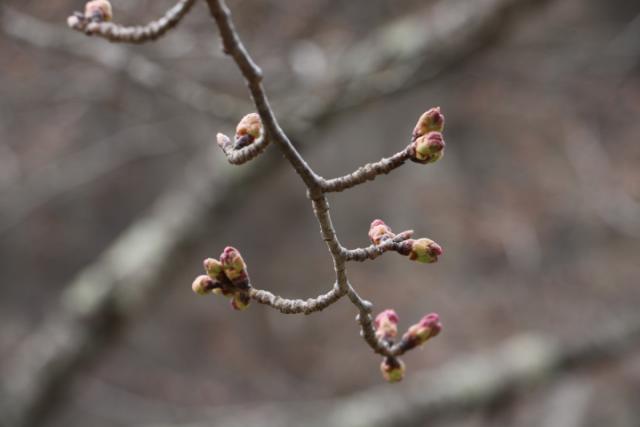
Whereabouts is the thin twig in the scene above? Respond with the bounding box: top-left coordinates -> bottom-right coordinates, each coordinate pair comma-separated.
67,0 -> 197,44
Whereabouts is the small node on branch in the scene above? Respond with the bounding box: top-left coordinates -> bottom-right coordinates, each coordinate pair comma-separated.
369,219 -> 396,245
380,357 -> 405,383
374,309 -> 399,341
399,313 -> 443,352
216,113 -> 270,164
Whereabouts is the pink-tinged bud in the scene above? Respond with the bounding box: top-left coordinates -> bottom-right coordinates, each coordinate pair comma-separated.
220,246 -> 250,289
368,219 -> 395,245
380,357 -> 405,383
192,275 -> 217,295
411,132 -> 445,164
374,309 -> 399,340
413,107 -> 445,140
231,292 -> 250,311
85,0 -> 112,22
235,113 -> 262,148
408,238 -> 442,263
402,313 -> 442,349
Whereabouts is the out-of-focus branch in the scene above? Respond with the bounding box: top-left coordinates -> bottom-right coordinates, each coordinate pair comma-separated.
1,5 -> 251,122
67,0 -> 196,44
157,315 -> 640,427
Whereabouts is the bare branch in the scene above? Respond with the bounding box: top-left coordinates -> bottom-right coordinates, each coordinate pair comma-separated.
216,133 -> 271,165
249,284 -> 346,315
67,0 -> 197,44
342,231 -> 414,262
319,148 -> 412,193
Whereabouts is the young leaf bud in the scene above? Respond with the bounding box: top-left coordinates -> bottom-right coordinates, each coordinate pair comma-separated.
380,357 -> 405,383
235,113 -> 262,149
85,0 -> 113,22
410,132 -> 445,164
408,238 -> 442,263
368,219 -> 395,245
374,309 -> 399,340
402,313 -> 442,349
191,275 -> 218,295
231,292 -> 251,311
220,246 -> 250,289
413,107 -> 445,140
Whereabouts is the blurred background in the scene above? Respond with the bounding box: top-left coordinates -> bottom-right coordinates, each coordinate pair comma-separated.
1,0 -> 640,426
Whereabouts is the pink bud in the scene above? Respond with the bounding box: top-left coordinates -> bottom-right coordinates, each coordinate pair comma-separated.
374,309 -> 399,340
413,107 -> 445,140
408,238 -> 442,263
235,113 -> 262,148
411,132 -> 445,164
402,313 -> 442,349
368,219 -> 395,245
220,246 -> 250,289
84,0 -> 113,22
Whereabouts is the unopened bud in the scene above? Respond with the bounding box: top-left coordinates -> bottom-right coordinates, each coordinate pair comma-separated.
231,292 -> 251,311
204,258 -> 224,278
408,238 -> 442,263
191,275 -> 217,295
402,313 -> 442,349
374,309 -> 399,340
235,113 -> 262,149
380,357 -> 405,383
220,246 -> 250,289
411,132 -> 445,164
368,219 -> 395,245
85,0 -> 112,22
413,107 -> 444,140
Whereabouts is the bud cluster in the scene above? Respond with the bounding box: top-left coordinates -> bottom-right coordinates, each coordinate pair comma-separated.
369,219 -> 442,264
409,107 -> 446,164
373,310 -> 443,382
368,219 -> 395,245
192,246 -> 252,310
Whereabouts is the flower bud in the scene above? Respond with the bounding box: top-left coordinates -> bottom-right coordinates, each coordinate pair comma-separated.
191,275 -> 217,295
204,258 -> 224,278
380,357 -> 405,383
231,292 -> 251,311
220,246 -> 250,289
402,313 -> 442,349
408,238 -> 442,263
411,132 -> 445,164
368,219 -> 395,245
413,107 -> 444,140
85,0 -> 113,22
235,113 -> 262,149
374,309 -> 399,340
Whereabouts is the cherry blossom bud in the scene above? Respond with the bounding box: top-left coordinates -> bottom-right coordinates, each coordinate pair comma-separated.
411,132 -> 445,164
380,357 -> 405,383
413,107 -> 445,140
204,258 -> 224,279
85,0 -> 112,22
231,292 -> 251,311
368,219 -> 395,245
408,238 -> 442,263
374,309 -> 399,340
191,275 -> 218,295
220,246 -> 250,289
235,113 -> 262,149
402,313 -> 442,349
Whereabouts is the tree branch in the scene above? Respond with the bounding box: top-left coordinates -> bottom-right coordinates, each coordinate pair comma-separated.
67,0 -> 197,44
